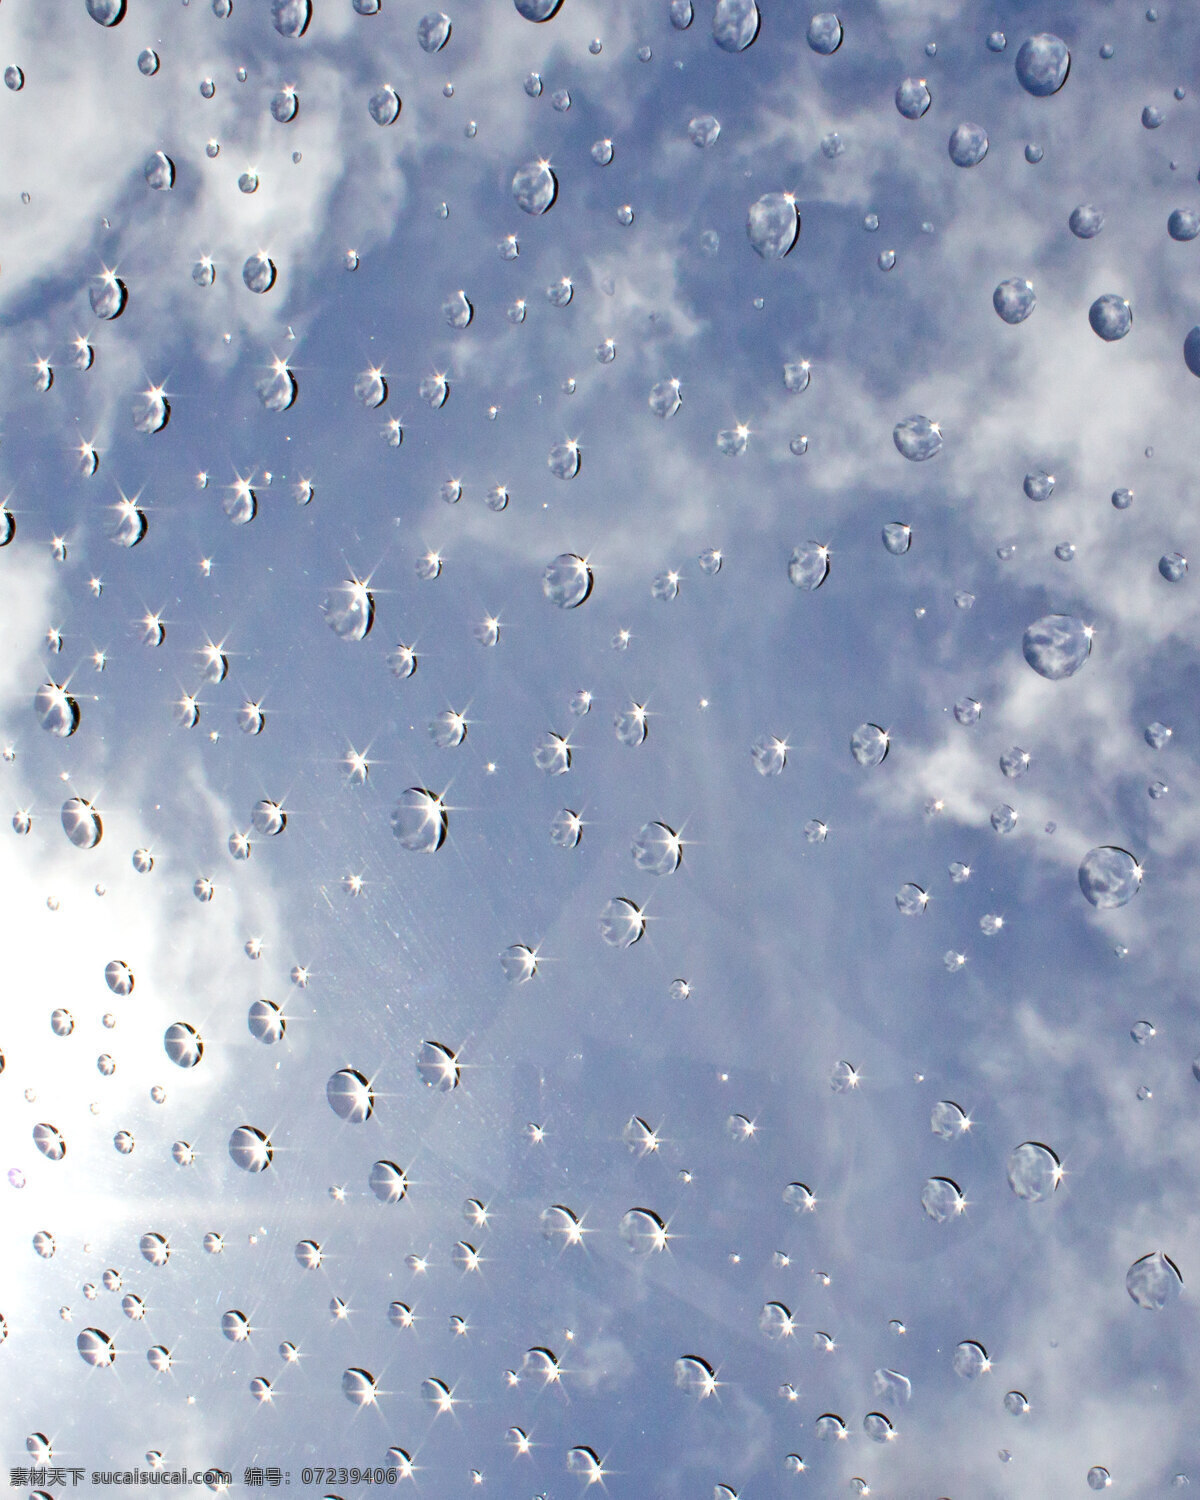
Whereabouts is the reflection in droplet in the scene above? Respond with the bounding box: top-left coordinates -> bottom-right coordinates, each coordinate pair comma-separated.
994,278 -> 1036,323
417,1040 -> 460,1091
543,554 -> 592,607
1089,294 -> 1132,341
534,732 -> 572,775
77,1328 -> 116,1367
851,724 -> 889,766
807,13 -> 842,53
60,798 -> 101,849
326,1067 -> 375,1124
512,160 -> 557,215
1079,847 -> 1141,908
894,415 -> 943,459
228,1126 -> 273,1172
35,682 -> 80,738
1126,1251 -> 1182,1309
1015,33 -> 1070,95
895,77 -> 931,118
500,944 -> 538,982
747,193 -> 799,259
788,540 -> 830,590
921,1176 -> 965,1221
953,1341 -> 989,1378
417,12 -> 451,51
144,151 -> 175,189
675,1354 -> 718,1398
614,703 -> 648,747
391,788 -> 448,852
599,897 -> 645,948
164,1023 -> 203,1068
370,1160 -> 408,1203
1007,1142 -> 1062,1201
713,0 -> 759,52
759,1301 -> 795,1339
321,579 -> 375,642
248,999 -> 285,1044
368,85 -> 401,125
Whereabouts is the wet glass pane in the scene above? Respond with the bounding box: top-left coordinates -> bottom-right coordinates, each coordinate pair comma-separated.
0,1 -> 1194,1494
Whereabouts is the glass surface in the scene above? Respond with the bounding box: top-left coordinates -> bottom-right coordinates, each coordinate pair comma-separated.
0,2 -> 1194,1495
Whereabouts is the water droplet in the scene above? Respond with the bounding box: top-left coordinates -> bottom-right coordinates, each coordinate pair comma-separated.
228,1126 -> 273,1172
894,414 -> 943,459
368,85 -> 401,124
1089,294 -> 1132,340
501,944 -> 538,982
322,579 -> 375,641
807,12 -> 842,52
851,723 -> 889,766
620,1207 -> 668,1253
550,808 -> 582,848
1160,551 -> 1188,581
689,114 -> 720,147
994,278 -> 1036,323
1015,33 -> 1070,95
61,798 -> 102,850
675,1354 -> 718,1397
1006,1141 -> 1061,1201
599,897 -> 645,948
512,160 -> 557,214
390,789 -> 448,852
164,1023 -> 203,1068
418,11 -> 451,50
544,553 -> 592,606
921,1176 -> 965,1221
1022,614 -> 1091,678
948,123 -> 988,167
77,1327 -> 116,1366
896,883 -> 928,916
417,1039 -> 460,1090
747,193 -> 799,258
1079,846 -> 1141,907
632,821 -> 681,874
1127,1251 -> 1182,1308
713,0 -> 758,50
895,77 -> 931,118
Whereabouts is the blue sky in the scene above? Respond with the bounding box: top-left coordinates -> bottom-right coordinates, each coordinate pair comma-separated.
1,0 -> 1199,1494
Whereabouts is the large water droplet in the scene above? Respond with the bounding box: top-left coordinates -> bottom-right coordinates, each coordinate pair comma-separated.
807,13 -> 842,53
77,1327 -> 116,1366
599,897 -> 645,948
1089,294 -> 1132,340
788,540 -> 830,589
164,1023 -> 204,1068
228,1126 -> 273,1172
391,789 -> 448,851
61,798 -> 101,849
948,122 -> 988,166
747,193 -> 799,258
512,160 -> 557,214
1015,33 -> 1070,95
1006,1141 -> 1061,1200
994,278 -> 1036,323
1126,1251 -> 1183,1309
1022,614 -> 1091,678
417,1039 -> 460,1090
712,0 -> 759,52
323,580 -> 375,641
1079,847 -> 1141,907
894,415 -> 942,459
631,821 -> 681,874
